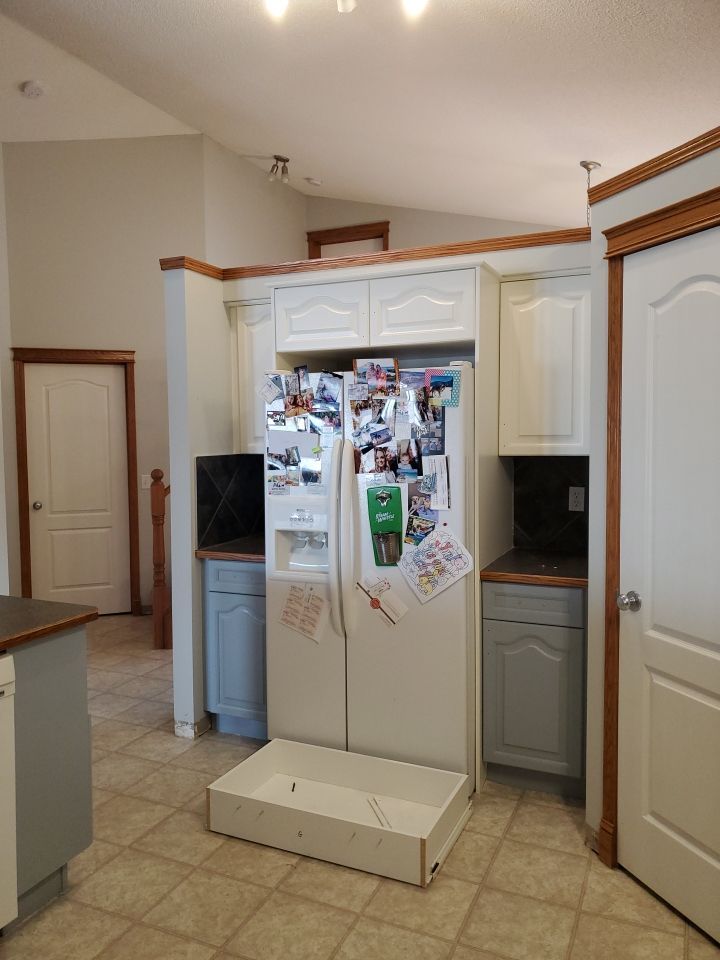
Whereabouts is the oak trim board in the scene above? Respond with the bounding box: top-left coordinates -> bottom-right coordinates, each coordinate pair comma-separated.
600,256 -> 623,868
158,255 -> 224,280
159,227 -> 590,282
12,348 -> 141,614
603,186 -> 720,258
12,348 -> 136,365
589,124 -> 720,206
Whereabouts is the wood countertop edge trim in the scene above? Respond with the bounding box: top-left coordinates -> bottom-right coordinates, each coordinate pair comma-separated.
159,228 -> 590,282
195,549 -> 266,562
0,608 -> 98,652
479,571 -> 588,589
588,125 -> 720,205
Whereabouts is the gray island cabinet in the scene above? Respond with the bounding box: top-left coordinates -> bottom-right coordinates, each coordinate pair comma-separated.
0,596 -> 96,925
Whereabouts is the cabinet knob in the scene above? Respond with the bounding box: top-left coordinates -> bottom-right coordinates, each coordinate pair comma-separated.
617,590 -> 642,612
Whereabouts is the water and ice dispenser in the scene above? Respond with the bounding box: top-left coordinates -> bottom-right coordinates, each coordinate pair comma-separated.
274,508 -> 329,574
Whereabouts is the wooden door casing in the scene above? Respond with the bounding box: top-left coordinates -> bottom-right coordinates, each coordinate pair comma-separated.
599,181 -> 720,933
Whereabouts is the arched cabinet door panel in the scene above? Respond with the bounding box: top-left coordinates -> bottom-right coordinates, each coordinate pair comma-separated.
483,618 -> 584,777
370,269 -> 476,345
499,275 -> 590,455
274,281 -> 370,352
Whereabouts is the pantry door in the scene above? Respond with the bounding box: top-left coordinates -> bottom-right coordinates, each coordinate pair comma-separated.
17,353 -> 138,614
617,225 -> 720,940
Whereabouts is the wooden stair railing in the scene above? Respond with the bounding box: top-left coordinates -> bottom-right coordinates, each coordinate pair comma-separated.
151,469 -> 172,649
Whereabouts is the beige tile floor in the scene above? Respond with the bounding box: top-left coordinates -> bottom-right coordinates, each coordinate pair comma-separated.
3,614 -> 718,960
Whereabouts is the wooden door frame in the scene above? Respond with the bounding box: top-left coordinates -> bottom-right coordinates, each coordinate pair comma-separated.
13,348 -> 142,616
599,185 -> 720,867
306,220 -> 390,259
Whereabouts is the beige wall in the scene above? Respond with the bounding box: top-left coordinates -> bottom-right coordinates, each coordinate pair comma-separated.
305,196 -> 561,252
1,133 -> 310,606
0,154 -> 11,593
202,138 -> 306,266
2,135 -> 207,603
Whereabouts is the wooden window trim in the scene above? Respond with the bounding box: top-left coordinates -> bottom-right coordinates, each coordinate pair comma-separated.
306,221 -> 390,259
12,348 -> 142,616
600,189 -> 720,868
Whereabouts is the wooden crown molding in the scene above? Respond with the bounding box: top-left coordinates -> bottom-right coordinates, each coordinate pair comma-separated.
159,256 -> 224,280
159,228 -> 590,282
603,185 -> 720,258
589,125 -> 720,206
13,348 -> 135,365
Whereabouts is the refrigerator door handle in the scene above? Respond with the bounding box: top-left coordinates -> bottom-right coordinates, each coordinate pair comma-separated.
327,438 -> 344,637
339,439 -> 357,638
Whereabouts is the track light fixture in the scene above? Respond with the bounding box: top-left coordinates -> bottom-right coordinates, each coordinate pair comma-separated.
268,154 -> 290,184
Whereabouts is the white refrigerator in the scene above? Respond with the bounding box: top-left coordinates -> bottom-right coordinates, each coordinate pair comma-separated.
264,362 -> 475,780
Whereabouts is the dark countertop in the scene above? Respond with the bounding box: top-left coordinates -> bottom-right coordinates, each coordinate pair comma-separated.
0,595 -> 98,652
195,535 -> 266,563
480,549 -> 588,588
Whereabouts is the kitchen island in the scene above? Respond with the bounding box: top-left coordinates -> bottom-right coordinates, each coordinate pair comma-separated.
0,596 -> 97,925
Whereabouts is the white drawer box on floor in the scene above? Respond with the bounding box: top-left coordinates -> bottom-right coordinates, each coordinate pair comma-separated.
207,739 -> 471,887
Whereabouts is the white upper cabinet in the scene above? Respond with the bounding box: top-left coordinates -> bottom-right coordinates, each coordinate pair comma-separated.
499,275 -> 590,455
369,269 -> 476,346
274,280 -> 370,353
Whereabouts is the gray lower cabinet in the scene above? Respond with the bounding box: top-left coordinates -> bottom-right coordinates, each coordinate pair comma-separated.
204,560 -> 267,739
13,626 -> 92,917
482,582 -> 585,778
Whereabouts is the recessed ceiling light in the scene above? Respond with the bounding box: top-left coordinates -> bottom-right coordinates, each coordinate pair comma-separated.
337,0 -> 358,11
264,0 -> 288,19
304,177 -> 323,187
402,0 -> 429,17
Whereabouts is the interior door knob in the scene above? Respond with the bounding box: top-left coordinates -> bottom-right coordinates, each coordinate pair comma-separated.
32,501 -> 43,510
617,590 -> 642,612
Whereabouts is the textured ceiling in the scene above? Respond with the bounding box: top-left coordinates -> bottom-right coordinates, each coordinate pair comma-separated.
1,0 -> 719,225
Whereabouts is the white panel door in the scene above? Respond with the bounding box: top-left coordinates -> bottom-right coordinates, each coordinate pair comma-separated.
499,276 -> 590,454
25,363 -> 130,613
274,280 -> 369,352
370,269 -> 476,346
235,303 -> 275,453
618,226 -> 720,941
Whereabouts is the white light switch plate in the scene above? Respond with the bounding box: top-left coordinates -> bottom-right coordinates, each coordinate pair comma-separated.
141,474 -> 152,490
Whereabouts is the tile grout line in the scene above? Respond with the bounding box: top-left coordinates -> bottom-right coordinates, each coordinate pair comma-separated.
451,787 -> 525,952
563,845 -> 593,960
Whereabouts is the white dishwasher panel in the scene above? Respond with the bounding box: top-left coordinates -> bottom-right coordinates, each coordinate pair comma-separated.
0,655 -> 17,929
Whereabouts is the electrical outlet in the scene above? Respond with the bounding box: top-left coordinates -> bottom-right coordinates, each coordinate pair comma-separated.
141,474 -> 152,490
569,486 -> 585,512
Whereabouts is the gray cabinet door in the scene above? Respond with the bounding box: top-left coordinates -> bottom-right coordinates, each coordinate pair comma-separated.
206,592 -> 267,722
483,619 -> 584,777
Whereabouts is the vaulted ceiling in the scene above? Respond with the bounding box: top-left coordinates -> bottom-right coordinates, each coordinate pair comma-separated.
2,0 -> 719,226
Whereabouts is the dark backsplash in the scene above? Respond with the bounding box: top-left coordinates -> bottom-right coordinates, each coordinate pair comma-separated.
513,457 -> 589,555
196,454 -> 265,549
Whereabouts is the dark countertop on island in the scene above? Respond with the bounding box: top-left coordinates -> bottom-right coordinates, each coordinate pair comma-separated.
195,535 -> 266,563
480,549 -> 588,588
0,595 -> 98,652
